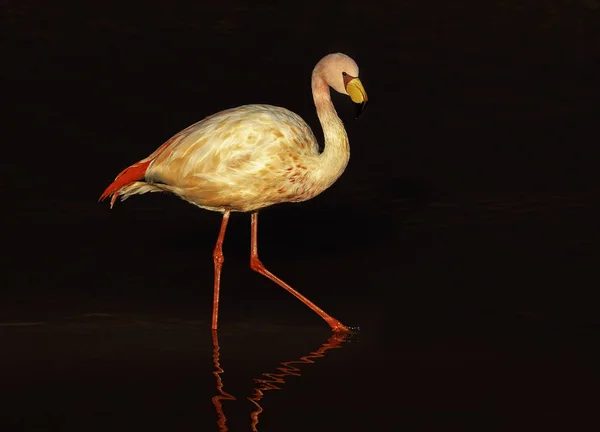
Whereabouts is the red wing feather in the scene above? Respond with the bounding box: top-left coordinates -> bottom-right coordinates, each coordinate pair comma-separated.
98,159 -> 152,204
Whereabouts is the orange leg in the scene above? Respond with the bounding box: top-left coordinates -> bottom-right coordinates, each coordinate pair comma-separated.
249,212 -> 349,332
212,210 -> 231,330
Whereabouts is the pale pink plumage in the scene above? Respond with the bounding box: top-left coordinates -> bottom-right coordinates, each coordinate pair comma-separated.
99,53 -> 368,332
109,105 -> 322,212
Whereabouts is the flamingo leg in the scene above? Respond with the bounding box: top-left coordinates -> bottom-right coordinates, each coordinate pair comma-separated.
212,210 -> 231,330
249,212 -> 349,332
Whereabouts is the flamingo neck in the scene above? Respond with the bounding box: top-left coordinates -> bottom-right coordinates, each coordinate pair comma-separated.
311,72 -> 350,188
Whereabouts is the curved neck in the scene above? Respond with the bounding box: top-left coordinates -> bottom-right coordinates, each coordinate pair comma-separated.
311,72 -> 350,188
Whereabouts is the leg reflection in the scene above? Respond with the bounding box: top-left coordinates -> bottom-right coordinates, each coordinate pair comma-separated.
212,330 -> 236,431
211,330 -> 351,431
247,332 -> 350,431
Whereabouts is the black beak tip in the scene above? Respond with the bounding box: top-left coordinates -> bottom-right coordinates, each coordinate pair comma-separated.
354,101 -> 368,119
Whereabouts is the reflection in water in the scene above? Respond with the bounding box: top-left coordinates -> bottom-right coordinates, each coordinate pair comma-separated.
248,332 -> 349,431
211,330 -> 350,431
212,330 -> 236,431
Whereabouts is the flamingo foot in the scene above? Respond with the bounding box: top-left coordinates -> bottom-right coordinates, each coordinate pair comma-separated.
326,318 -> 351,333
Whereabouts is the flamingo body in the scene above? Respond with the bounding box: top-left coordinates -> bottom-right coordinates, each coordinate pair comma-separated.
101,104 -> 328,212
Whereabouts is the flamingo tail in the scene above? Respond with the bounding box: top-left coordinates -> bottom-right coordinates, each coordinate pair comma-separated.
99,160 -> 152,208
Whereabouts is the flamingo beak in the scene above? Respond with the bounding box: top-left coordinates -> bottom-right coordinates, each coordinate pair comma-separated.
344,77 -> 368,119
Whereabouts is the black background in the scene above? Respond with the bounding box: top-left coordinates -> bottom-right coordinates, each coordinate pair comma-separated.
2,1 -> 599,430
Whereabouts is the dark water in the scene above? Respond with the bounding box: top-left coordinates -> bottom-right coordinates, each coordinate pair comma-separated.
3,1 -> 599,430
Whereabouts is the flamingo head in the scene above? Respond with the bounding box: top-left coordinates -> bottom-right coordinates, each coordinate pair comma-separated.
314,53 -> 368,118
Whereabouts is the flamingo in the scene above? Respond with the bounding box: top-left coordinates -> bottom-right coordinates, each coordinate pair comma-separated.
99,53 -> 368,333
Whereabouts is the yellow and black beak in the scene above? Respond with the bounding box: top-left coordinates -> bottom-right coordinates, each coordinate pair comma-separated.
343,74 -> 368,119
